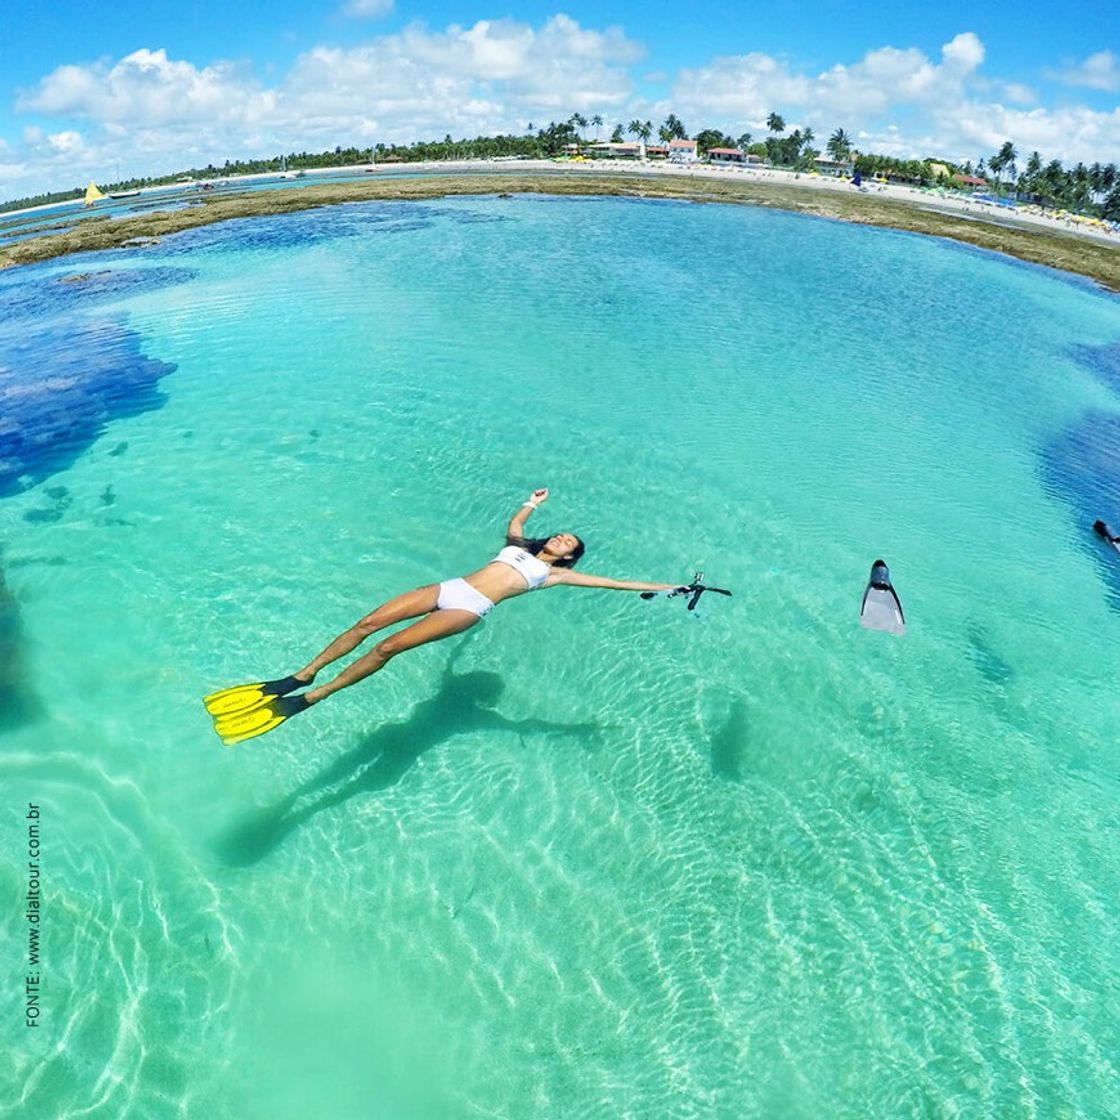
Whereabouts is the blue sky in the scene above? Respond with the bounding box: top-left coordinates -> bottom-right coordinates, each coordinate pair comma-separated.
2,0 -> 1118,200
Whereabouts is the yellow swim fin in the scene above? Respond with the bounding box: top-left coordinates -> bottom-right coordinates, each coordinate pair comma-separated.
203,675 -> 306,716
211,694 -> 311,746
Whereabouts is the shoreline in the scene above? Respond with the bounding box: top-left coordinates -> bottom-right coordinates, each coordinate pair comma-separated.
2,161 -> 1118,291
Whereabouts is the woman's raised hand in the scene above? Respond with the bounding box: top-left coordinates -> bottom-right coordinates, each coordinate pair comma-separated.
527,488 -> 549,507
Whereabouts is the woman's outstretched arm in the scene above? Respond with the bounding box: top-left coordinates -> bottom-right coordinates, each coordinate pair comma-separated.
546,569 -> 682,593
506,488 -> 548,541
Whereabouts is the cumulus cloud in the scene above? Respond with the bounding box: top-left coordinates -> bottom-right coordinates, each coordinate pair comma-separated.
15,17 -> 637,147
672,32 -> 986,131
275,15 -> 640,144
2,21 -> 1118,202
46,130 -> 85,153
19,48 -> 275,128
1052,50 -> 1120,93
1,16 -> 643,197
941,101 -> 1120,166
1002,83 -> 1036,106
669,32 -> 1118,166
941,32 -> 985,74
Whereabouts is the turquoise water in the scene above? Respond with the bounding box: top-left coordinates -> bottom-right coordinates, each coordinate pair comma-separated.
2,194 -> 1119,1118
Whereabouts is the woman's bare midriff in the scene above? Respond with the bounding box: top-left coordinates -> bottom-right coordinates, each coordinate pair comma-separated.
461,562 -> 535,604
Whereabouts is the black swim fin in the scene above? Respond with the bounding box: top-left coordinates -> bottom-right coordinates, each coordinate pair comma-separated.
203,675 -> 307,717
860,560 -> 906,635
1093,520 -> 1120,553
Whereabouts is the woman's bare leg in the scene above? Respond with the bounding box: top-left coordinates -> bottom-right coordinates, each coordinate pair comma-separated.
294,584 -> 440,682
305,609 -> 479,704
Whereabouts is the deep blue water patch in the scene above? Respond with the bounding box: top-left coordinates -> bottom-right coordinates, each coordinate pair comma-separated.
1070,341 -> 1120,394
1042,411 -> 1120,608
0,265 -> 198,320
0,317 -> 176,497
1039,338 -> 1120,609
157,200 -> 504,258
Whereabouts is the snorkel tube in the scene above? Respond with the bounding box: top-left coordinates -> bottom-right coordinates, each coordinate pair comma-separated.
641,571 -> 733,612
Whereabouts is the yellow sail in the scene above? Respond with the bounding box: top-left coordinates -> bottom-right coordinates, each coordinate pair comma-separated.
83,180 -> 106,207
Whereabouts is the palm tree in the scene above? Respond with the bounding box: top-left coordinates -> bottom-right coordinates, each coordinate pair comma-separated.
591,114 -> 603,140
764,114 -> 786,165
638,121 -> 653,144
1089,162 -> 1104,199
737,132 -> 752,152
991,140 -> 1017,193
1071,163 -> 1091,211
987,151 -> 1004,190
1042,159 -> 1064,204
1019,150 -> 1042,195
827,128 -> 852,161
785,128 -> 803,164
663,113 -> 687,140
627,119 -> 643,140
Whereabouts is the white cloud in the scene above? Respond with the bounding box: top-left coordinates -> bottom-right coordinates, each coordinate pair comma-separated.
1,17 -> 642,198
342,0 -> 394,18
672,32 -> 986,131
1002,83 -> 1036,106
668,32 -> 1119,166
1052,50 -> 1120,93
19,48 -> 275,128
939,101 -> 1120,166
47,130 -> 84,153
276,16 -> 639,142
670,53 -> 809,125
15,17 -> 637,147
2,22 -> 1118,203
941,32 -> 985,74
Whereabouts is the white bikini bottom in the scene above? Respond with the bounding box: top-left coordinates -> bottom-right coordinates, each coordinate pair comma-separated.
436,578 -> 494,618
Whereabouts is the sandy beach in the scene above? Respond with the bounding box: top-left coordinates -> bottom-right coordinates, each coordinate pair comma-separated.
2,159 -> 1118,289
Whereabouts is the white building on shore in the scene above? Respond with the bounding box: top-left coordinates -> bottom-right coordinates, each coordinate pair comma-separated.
668,139 -> 698,164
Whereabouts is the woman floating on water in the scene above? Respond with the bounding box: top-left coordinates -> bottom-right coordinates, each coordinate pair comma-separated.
205,489 -> 689,744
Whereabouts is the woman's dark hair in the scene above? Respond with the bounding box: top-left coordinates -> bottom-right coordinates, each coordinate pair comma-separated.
507,533 -> 585,568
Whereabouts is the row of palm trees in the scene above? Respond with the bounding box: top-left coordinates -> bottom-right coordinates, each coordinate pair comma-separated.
384,113 -> 1120,220
962,142 -> 1119,215
594,111 -> 1120,219
13,111 -> 1116,220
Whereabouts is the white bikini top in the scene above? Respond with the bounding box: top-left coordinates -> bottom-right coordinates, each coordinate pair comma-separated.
493,545 -> 551,590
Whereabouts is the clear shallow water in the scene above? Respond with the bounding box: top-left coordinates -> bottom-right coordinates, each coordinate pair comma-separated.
1,195 -> 1119,1118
